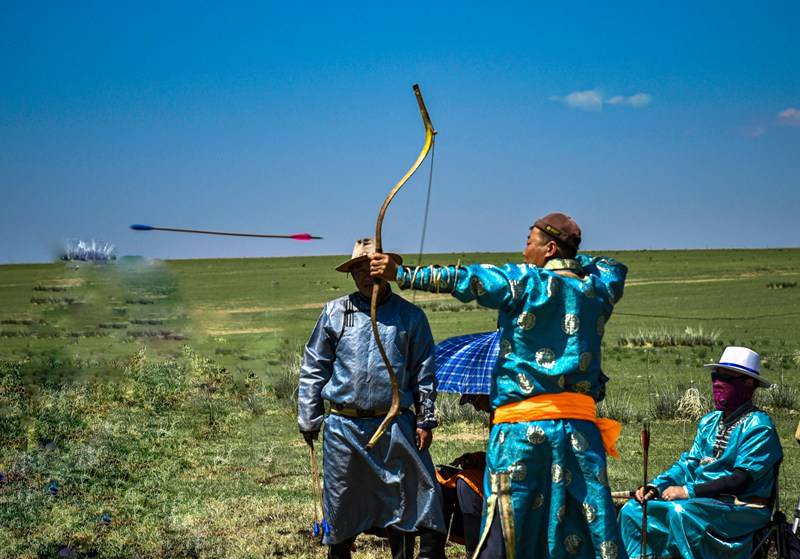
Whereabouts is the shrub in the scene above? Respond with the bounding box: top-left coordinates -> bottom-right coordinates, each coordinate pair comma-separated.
765,281 -> 796,289
675,387 -> 711,420
618,326 -> 720,348
421,301 -> 483,313
649,385 -> 712,420
129,318 -> 165,325
756,383 -> 799,411
0,318 -> 34,325
0,362 -> 29,447
435,393 -> 488,426
650,385 -> 684,420
271,351 -> 302,410
598,395 -> 640,424
32,285 -> 69,292
131,359 -> 187,412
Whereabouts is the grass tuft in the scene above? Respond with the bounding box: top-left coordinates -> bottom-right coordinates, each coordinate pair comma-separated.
756,383 -> 799,411
598,394 -> 641,424
435,393 -> 488,426
618,326 -> 720,348
765,281 -> 796,289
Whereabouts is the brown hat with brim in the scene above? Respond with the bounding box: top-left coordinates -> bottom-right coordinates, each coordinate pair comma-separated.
336,237 -> 403,273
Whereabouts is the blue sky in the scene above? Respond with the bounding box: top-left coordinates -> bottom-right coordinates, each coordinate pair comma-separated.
1,1 -> 798,263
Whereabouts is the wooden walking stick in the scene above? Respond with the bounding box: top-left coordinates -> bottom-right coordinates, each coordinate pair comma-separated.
308,440 -> 329,542
641,421 -> 651,558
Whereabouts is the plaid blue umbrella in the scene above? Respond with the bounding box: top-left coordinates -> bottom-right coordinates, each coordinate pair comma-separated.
434,330 -> 499,395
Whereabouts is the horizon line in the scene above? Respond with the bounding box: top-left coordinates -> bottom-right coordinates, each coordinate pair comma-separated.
2,245 -> 800,267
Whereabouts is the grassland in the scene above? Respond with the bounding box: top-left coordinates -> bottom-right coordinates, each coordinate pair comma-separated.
1,249 -> 799,558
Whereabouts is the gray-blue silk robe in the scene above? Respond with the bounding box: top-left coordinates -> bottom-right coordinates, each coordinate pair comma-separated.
298,291 -> 445,544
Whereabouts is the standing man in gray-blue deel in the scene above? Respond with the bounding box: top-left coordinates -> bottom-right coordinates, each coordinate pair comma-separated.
297,237 -> 445,559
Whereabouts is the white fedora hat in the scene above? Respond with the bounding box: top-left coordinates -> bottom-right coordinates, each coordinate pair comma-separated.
703,346 -> 771,387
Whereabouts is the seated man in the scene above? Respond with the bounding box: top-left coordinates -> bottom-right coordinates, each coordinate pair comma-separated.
419,395 -> 490,559
619,346 -> 783,559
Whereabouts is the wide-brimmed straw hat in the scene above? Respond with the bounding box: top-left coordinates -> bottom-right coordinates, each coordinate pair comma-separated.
703,346 -> 771,387
335,237 -> 402,273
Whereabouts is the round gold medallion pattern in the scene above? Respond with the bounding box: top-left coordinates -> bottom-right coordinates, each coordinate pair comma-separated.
536,348 -> 556,369
600,541 -> 618,559
579,352 -> 592,372
526,425 -> 547,444
517,311 -> 536,330
517,372 -> 534,394
562,313 -> 580,335
583,502 -> 597,523
570,431 -> 588,452
510,461 -> 527,482
565,534 -> 582,555
470,277 -> 486,296
552,463 -> 563,484
574,380 -> 591,394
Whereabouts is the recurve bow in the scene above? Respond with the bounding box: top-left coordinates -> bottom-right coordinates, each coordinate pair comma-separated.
365,84 -> 436,450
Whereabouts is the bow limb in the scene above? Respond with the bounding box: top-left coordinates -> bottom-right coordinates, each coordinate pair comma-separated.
366,84 -> 437,450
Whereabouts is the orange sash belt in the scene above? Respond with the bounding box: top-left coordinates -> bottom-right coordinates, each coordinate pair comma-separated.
493,392 -> 621,459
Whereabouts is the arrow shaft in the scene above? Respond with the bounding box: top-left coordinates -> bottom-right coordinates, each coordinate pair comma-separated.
642,422 -> 651,557
140,226 -> 321,240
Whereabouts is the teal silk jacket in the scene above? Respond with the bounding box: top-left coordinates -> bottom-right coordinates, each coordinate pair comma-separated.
652,407 -> 783,500
397,255 -> 629,558
397,254 -> 627,408
620,405 -> 783,559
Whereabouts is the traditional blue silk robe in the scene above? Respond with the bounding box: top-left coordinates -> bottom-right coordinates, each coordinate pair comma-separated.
397,255 -> 627,559
297,290 -> 445,544
619,406 -> 783,559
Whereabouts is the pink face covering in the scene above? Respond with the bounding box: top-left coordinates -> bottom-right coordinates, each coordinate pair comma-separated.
712,375 -> 755,413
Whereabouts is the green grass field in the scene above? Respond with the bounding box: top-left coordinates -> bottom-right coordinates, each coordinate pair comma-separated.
1,249 -> 799,558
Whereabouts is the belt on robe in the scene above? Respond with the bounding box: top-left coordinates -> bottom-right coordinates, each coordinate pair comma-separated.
492,392 -> 622,459
329,404 -> 407,419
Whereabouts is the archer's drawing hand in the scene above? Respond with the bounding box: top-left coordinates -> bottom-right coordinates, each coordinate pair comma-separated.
416,428 -> 432,451
635,485 -> 660,503
369,253 -> 397,282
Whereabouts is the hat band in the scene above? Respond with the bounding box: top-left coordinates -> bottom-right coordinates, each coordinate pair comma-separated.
718,361 -> 760,375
